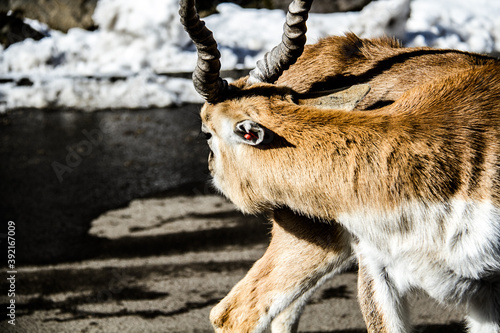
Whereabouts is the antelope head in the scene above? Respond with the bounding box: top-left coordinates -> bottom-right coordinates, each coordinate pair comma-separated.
179,0 -> 367,212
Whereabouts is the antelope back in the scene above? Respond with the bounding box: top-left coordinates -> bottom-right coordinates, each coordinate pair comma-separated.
278,33 -> 498,109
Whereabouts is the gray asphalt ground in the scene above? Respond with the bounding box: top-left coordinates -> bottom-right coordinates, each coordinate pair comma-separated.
1,107 -> 467,332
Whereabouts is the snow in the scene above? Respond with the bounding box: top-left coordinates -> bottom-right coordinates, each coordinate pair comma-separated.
0,0 -> 499,112
405,0 -> 500,53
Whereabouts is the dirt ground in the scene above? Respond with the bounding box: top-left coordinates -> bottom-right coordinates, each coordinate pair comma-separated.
0,108 -> 468,332
2,194 -> 467,333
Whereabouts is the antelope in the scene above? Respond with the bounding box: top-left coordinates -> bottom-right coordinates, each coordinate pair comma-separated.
179,0 -> 500,332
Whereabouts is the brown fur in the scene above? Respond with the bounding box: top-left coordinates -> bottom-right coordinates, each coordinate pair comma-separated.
203,35 -> 500,332
358,259 -> 394,333
279,34 -> 497,110
204,64 -> 499,218
210,209 -> 352,332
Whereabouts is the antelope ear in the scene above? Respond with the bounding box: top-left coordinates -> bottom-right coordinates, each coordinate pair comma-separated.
298,83 -> 371,111
234,120 -> 272,145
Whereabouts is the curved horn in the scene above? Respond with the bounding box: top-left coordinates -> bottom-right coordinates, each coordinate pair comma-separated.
248,0 -> 313,85
179,0 -> 228,103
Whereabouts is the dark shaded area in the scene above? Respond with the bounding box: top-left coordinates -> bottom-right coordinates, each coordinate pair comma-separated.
41,298 -> 222,322
17,287 -> 171,315
301,322 -> 466,333
320,285 -> 352,300
5,260 -> 256,296
0,12 -> 45,48
0,106 -> 238,264
97,218 -> 268,260
1,284 -> 221,322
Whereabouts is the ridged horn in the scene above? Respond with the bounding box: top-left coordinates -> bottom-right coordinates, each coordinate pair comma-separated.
179,0 -> 228,103
248,0 -> 313,85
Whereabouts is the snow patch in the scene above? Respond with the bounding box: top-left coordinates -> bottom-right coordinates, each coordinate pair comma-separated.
1,0 -> 499,112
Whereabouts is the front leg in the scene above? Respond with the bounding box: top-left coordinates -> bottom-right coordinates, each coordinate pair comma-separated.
357,255 -> 410,333
210,208 -> 353,333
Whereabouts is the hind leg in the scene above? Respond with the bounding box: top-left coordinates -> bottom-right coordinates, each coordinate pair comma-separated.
357,255 -> 411,333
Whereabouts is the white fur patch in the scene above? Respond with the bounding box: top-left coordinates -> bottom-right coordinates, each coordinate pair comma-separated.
343,199 -> 500,305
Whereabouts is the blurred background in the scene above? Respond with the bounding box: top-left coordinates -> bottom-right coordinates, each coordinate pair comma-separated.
0,0 -> 499,332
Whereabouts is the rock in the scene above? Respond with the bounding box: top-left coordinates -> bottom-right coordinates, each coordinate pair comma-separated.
4,0 -> 98,32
